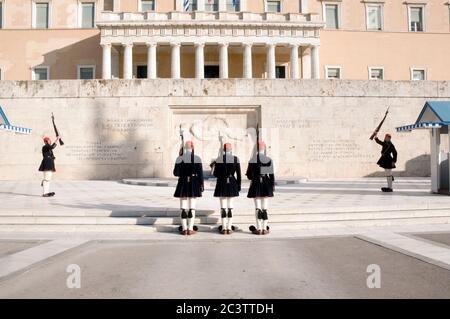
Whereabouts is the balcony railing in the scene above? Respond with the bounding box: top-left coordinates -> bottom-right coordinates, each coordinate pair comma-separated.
98,11 -> 322,25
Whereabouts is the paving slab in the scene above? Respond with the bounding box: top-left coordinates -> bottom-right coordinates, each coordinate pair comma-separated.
0,237 -> 449,299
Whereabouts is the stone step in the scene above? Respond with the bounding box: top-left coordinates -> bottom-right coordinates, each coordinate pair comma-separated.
1,204 -> 449,217
0,210 -> 450,225
0,216 -> 448,233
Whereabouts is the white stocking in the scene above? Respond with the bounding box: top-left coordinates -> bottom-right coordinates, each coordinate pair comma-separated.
42,171 -> 52,195
254,198 -> 262,231
180,198 -> 188,231
227,198 -> 234,230
187,198 -> 197,231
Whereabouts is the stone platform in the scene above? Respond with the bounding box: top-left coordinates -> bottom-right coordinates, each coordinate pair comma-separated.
0,178 -> 449,235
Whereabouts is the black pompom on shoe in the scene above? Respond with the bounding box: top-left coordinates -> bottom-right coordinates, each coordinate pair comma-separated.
249,225 -> 256,232
193,226 -> 199,231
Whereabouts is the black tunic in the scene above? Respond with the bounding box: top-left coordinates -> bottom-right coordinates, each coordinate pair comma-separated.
173,152 -> 204,198
38,143 -> 57,172
375,137 -> 397,169
246,153 -> 275,198
213,154 -> 241,198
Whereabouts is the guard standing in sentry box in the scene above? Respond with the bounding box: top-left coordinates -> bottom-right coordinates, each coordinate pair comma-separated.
173,138 -> 204,236
212,143 -> 241,235
374,133 -> 397,192
247,140 -> 275,235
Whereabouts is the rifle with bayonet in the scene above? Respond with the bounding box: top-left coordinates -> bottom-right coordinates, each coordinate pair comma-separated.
370,107 -> 390,140
51,113 -> 64,146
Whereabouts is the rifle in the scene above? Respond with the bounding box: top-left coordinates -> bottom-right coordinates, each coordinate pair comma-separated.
178,124 -> 184,156
369,107 -> 389,140
51,113 -> 64,146
209,130 -> 223,170
256,122 -> 260,164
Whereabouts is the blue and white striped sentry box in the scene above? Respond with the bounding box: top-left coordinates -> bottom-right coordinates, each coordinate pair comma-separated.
0,106 -> 33,135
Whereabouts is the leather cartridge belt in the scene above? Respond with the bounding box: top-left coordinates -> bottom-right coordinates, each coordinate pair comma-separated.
186,174 -> 198,182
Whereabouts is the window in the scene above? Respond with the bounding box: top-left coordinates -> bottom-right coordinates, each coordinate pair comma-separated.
205,0 -> 218,11
141,0 -> 155,11
103,0 -> 114,11
186,0 -> 198,11
78,65 -> 95,79
0,68 -> 3,80
366,4 -> 383,31
0,1 -> 3,29
136,65 -> 147,79
226,0 -> 240,12
325,4 -> 339,29
205,65 -> 219,78
34,2 -> 49,29
369,67 -> 384,80
411,68 -> 426,81
276,66 -> 286,79
266,1 -> 281,13
33,67 -> 49,80
409,6 -> 424,32
81,2 -> 95,28
326,66 -> 341,79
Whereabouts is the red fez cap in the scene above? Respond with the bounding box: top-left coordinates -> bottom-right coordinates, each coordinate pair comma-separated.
224,143 -> 232,150
385,133 -> 392,138
185,140 -> 194,148
43,136 -> 51,143
258,141 -> 266,149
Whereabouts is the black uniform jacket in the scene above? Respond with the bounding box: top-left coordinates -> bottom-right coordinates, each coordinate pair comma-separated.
38,143 -> 57,172
375,137 -> 397,169
173,152 -> 204,198
246,153 -> 275,198
213,153 -> 241,198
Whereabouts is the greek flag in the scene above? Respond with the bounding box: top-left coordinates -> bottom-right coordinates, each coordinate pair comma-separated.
183,0 -> 190,11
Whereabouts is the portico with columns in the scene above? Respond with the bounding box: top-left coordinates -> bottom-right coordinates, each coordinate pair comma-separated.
97,11 -> 324,80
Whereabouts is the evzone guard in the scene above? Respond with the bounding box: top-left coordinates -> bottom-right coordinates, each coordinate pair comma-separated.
38,136 -> 61,197
247,141 -> 275,235
173,140 -> 204,236
374,133 -> 397,192
212,143 -> 242,235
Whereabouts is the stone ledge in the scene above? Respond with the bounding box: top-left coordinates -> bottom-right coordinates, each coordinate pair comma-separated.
120,177 -> 307,187
0,79 -> 448,99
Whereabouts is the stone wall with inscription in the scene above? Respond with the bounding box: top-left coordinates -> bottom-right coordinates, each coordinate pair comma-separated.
0,79 -> 449,179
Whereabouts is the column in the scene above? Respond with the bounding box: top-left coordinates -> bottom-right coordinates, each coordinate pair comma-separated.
175,0 -> 183,11
171,42 -> 181,79
430,128 -> 441,193
123,43 -> 133,80
195,42 -> 205,79
300,0 -> 308,13
197,0 -> 205,11
266,43 -> 276,79
240,0 -> 247,11
146,42 -> 157,79
301,46 -> 311,79
243,43 -> 252,79
219,0 -> 227,11
101,43 -> 111,80
290,44 -> 299,79
219,42 -> 229,79
311,45 -> 320,79
113,0 -> 120,12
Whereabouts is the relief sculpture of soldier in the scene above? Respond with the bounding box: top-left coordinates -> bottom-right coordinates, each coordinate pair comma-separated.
38,136 -> 61,197
374,133 -> 397,192
211,143 -> 241,235
173,140 -> 204,236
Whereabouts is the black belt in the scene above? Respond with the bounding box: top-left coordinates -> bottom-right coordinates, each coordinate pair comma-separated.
186,174 -> 198,182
